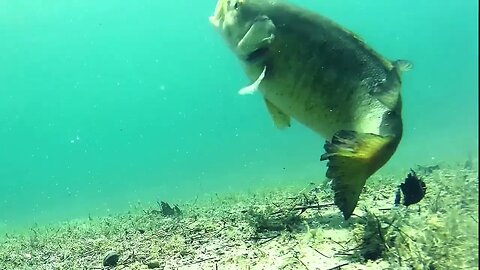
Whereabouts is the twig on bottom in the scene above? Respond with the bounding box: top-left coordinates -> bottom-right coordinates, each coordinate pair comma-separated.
179,257 -> 215,267
308,245 -> 331,258
470,214 -> 478,223
327,262 -> 349,270
296,257 -> 310,270
329,238 -> 346,249
293,252 -> 310,270
272,203 -> 335,215
258,233 -> 281,245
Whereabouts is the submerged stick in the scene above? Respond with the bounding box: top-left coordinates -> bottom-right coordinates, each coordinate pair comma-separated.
272,203 -> 335,215
326,262 -> 349,270
470,214 -> 478,223
295,256 -> 310,270
308,245 -> 331,258
257,233 -> 281,245
179,257 -> 216,267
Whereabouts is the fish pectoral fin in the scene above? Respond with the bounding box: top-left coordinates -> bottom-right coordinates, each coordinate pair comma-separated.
365,73 -> 401,111
320,130 -> 399,219
370,87 -> 399,111
237,15 -> 275,57
264,98 -> 290,129
369,59 -> 412,109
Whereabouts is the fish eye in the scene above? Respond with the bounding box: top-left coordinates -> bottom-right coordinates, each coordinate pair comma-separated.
229,0 -> 241,10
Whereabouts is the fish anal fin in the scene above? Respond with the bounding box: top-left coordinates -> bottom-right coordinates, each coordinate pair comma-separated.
264,98 -> 290,129
320,130 -> 399,219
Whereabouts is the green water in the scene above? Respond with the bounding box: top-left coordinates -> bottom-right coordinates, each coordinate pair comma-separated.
0,0 -> 477,232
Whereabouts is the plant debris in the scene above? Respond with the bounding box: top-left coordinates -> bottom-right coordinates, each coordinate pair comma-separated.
416,164 -> 440,175
159,201 -> 182,217
395,169 -> 427,207
0,162 -> 477,270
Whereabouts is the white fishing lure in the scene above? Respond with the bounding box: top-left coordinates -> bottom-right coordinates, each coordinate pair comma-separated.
238,66 -> 266,95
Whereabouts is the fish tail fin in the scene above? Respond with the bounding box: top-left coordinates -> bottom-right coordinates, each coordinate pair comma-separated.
320,130 -> 400,219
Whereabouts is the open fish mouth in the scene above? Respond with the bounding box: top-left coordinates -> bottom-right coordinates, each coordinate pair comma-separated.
209,0 -> 229,28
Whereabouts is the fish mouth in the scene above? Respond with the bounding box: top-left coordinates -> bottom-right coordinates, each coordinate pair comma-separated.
209,0 -> 228,28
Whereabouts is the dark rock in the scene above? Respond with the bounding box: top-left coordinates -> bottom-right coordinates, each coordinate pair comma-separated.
146,260 -> 162,269
103,250 -> 120,267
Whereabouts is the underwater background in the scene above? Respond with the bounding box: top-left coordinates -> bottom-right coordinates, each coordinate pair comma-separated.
0,0 -> 477,234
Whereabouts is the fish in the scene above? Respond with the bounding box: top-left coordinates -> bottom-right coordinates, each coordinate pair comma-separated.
209,0 -> 412,219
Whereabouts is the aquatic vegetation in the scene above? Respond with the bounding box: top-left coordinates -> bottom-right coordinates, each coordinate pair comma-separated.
348,166 -> 479,269
0,163 -> 477,269
388,168 -> 479,269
